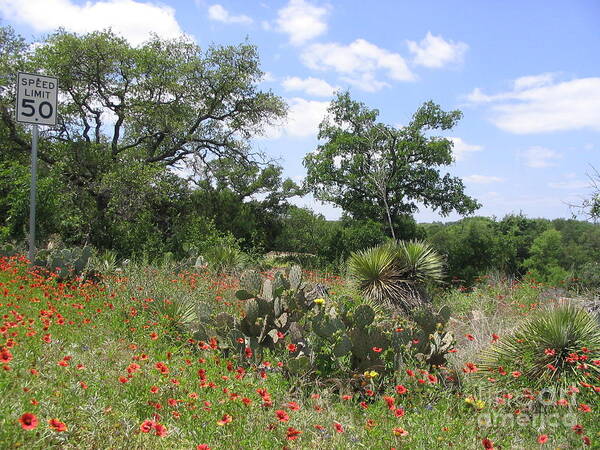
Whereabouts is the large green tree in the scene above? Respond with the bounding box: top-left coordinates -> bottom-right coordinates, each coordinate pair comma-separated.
303,92 -> 480,239
0,27 -> 287,252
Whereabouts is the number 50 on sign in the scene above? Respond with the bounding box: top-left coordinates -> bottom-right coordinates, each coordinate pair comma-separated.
16,72 -> 58,126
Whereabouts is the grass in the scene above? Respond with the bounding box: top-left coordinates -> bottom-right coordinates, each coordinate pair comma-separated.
0,256 -> 597,449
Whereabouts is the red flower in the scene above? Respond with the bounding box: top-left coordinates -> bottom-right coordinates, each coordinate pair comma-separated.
0,349 -> 12,363
372,347 -> 383,353
333,422 -> 344,433
287,343 -> 297,352
154,423 -> 168,437
150,332 -> 158,340
197,446 -> 211,450
491,333 -> 499,342
275,410 -> 290,422
118,376 -> 129,384
395,384 -> 408,394
465,334 -> 475,341
393,427 -> 409,436
481,438 -> 495,449
48,418 -> 67,432
217,414 -> 232,426
538,434 -> 549,444
244,347 -> 253,358
578,404 -> 591,413
140,420 -> 155,433
286,401 -> 300,411
286,427 -> 302,440
393,407 -> 405,417
150,386 -> 159,394
18,413 -> 38,430
572,424 -> 584,435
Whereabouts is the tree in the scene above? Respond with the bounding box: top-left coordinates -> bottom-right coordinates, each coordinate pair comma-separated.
569,165 -> 600,222
0,27 -> 287,251
303,92 -> 480,239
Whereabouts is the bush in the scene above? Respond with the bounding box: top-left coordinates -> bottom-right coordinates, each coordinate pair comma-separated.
348,240 -> 443,312
478,302 -> 600,389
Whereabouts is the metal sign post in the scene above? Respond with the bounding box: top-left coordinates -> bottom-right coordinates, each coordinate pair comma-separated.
16,72 -> 58,263
29,125 -> 39,263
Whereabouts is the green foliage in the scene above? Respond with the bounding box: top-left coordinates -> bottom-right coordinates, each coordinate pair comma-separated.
203,244 -> 248,275
523,228 -> 569,284
303,91 -> 480,238
479,303 -> 600,388
348,240 -> 444,311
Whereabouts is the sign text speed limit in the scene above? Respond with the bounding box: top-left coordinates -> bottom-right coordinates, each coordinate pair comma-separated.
16,72 -> 58,126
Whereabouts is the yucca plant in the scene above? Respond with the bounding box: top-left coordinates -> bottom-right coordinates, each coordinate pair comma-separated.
479,303 -> 600,388
204,245 -> 248,275
396,240 -> 444,285
147,297 -> 197,332
348,240 -> 444,311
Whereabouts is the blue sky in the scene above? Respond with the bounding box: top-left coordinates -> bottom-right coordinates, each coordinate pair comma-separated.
2,0 -> 599,222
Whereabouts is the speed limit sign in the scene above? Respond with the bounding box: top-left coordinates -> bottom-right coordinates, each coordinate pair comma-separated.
16,72 -> 58,126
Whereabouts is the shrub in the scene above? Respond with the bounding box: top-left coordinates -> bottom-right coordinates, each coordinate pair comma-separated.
478,302 -> 600,388
348,240 -> 443,312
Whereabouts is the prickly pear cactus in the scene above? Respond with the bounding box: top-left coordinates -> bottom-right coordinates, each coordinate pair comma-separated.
288,265 -> 302,291
240,270 -> 262,296
353,304 -> 375,329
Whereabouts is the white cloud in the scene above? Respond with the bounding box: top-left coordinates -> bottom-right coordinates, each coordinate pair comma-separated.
406,32 -> 468,68
261,72 -> 276,83
207,4 -> 252,25
513,73 -> 555,91
467,75 -> 600,134
260,97 -> 329,139
282,76 -> 337,97
463,175 -> 505,184
548,180 -> 590,189
301,39 -> 415,92
448,137 -> 483,161
521,146 -> 562,168
276,0 -> 329,46
0,0 -> 185,46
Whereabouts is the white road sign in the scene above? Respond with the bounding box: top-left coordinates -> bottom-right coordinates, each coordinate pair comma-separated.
16,72 -> 58,126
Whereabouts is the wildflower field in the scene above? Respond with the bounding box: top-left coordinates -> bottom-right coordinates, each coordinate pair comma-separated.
0,255 -> 598,449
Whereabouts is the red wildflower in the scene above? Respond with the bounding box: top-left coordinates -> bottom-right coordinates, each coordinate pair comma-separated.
140,420 -> 154,433
395,384 -> 408,394
18,413 -> 38,430
578,404 -> 591,413
333,422 -> 344,433
48,418 -> 67,432
393,427 -> 409,436
572,424 -> 584,435
372,347 -> 383,353
465,334 -> 475,341
537,434 -> 548,444
481,438 -> 495,449
464,362 -> 478,373
150,332 -> 158,340
0,349 -> 12,363
287,343 -> 297,352
153,423 -> 168,437
286,401 -> 300,411
216,414 -> 232,425
286,427 -> 302,440
197,446 -> 211,450
275,410 -> 290,422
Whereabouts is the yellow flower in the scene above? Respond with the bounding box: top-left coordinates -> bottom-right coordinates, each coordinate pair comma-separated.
363,370 -> 379,379
314,298 -> 325,305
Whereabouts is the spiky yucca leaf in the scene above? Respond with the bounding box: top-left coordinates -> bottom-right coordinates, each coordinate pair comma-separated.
396,240 -> 444,284
479,303 -> 600,388
348,244 -> 405,305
